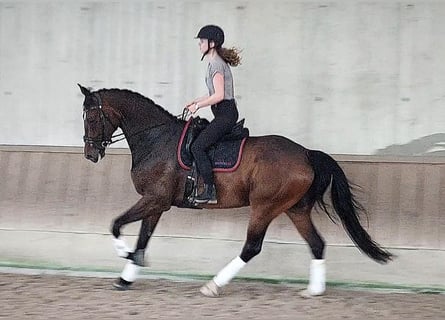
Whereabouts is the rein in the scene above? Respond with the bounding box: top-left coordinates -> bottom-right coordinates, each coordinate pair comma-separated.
108,122 -> 171,145
112,110 -> 189,144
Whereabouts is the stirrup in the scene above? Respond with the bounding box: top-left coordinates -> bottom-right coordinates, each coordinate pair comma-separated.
194,184 -> 217,204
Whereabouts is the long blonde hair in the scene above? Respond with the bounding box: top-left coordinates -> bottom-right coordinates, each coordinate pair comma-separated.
217,47 -> 242,67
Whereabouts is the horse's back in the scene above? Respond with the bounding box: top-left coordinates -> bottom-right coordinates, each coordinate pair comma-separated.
220,134 -> 314,209
244,135 -> 309,162
240,135 -> 313,184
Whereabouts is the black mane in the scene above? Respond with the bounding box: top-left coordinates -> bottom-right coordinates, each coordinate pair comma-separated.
98,88 -> 182,122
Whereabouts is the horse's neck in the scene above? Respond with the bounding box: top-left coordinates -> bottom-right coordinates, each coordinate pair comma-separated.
127,123 -> 183,169
111,99 -> 183,166
119,106 -> 169,138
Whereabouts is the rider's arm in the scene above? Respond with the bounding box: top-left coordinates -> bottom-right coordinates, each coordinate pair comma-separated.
190,72 -> 224,112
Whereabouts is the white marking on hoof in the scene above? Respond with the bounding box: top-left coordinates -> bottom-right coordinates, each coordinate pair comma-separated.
213,256 -> 246,287
200,280 -> 222,297
300,259 -> 326,298
121,261 -> 139,282
113,238 -> 131,258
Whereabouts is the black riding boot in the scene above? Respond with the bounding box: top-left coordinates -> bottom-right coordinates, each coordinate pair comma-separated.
195,184 -> 217,204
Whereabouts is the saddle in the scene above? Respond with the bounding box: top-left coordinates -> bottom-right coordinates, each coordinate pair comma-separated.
177,117 -> 249,207
178,117 -> 249,171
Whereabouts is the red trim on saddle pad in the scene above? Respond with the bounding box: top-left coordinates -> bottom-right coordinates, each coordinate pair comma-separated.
177,119 -> 192,171
177,119 -> 247,173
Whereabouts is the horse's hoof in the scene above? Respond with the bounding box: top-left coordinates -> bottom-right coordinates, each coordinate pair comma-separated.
200,280 -> 222,297
113,277 -> 133,291
299,288 -> 324,298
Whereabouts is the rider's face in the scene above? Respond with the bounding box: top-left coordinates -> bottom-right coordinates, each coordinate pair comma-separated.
198,38 -> 208,54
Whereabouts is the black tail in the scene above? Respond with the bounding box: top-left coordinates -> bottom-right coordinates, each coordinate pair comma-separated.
306,150 -> 392,263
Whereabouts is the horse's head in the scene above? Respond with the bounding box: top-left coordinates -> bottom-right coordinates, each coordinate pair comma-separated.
78,84 -> 119,163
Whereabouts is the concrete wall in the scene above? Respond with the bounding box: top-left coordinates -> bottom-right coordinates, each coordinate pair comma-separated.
1,146 -> 443,249
1,0 -> 445,155
1,147 -> 444,287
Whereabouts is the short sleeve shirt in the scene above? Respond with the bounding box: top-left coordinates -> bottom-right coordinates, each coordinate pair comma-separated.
205,55 -> 234,100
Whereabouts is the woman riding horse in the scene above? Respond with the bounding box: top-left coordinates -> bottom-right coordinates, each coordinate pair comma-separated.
79,58 -> 392,297
185,25 -> 242,204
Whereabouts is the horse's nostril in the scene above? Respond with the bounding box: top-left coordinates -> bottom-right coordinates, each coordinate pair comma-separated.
85,154 -> 98,162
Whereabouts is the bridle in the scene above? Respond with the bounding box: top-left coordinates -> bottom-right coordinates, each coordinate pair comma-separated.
83,92 -> 193,151
83,93 -> 124,151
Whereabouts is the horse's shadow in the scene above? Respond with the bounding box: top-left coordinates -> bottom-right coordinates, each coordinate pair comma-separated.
375,133 -> 445,156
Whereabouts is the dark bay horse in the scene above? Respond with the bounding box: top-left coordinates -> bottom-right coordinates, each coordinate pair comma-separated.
78,84 -> 392,297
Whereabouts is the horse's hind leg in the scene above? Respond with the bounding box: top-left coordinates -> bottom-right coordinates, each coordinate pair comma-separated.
286,205 -> 326,297
200,205 -> 277,297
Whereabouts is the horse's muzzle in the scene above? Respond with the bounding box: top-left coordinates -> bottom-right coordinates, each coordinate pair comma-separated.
84,144 -> 105,163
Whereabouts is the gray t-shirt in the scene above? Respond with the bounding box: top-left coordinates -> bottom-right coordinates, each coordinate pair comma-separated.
205,55 -> 234,100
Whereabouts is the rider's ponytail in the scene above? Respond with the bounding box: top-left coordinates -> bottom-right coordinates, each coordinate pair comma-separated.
217,47 -> 242,67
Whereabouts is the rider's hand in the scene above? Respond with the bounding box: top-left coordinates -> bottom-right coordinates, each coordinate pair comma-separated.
187,102 -> 199,114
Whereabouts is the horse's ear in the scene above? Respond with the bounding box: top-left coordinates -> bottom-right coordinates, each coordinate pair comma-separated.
78,83 -> 90,96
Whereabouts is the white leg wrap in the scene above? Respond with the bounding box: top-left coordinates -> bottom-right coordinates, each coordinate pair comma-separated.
307,259 -> 326,295
121,261 -> 139,282
213,256 -> 247,287
113,238 -> 131,258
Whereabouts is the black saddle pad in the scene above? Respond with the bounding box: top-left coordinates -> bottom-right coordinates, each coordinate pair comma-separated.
177,118 -> 249,172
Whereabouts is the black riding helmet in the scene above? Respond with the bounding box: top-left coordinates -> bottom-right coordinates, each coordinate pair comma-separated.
195,25 -> 225,60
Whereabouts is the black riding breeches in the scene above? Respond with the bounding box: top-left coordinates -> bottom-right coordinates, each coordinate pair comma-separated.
191,99 -> 239,185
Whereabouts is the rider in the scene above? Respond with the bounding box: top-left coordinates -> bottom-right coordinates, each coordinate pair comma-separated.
186,25 -> 241,204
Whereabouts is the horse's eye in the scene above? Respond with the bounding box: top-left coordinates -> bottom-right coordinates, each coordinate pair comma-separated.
87,117 -> 99,126
85,110 -> 99,123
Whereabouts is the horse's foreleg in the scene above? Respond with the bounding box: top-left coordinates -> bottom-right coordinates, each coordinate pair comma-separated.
200,208 -> 275,297
111,197 -> 156,256
286,207 -> 326,297
129,214 -> 162,266
110,197 -> 165,290
113,214 -> 162,290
